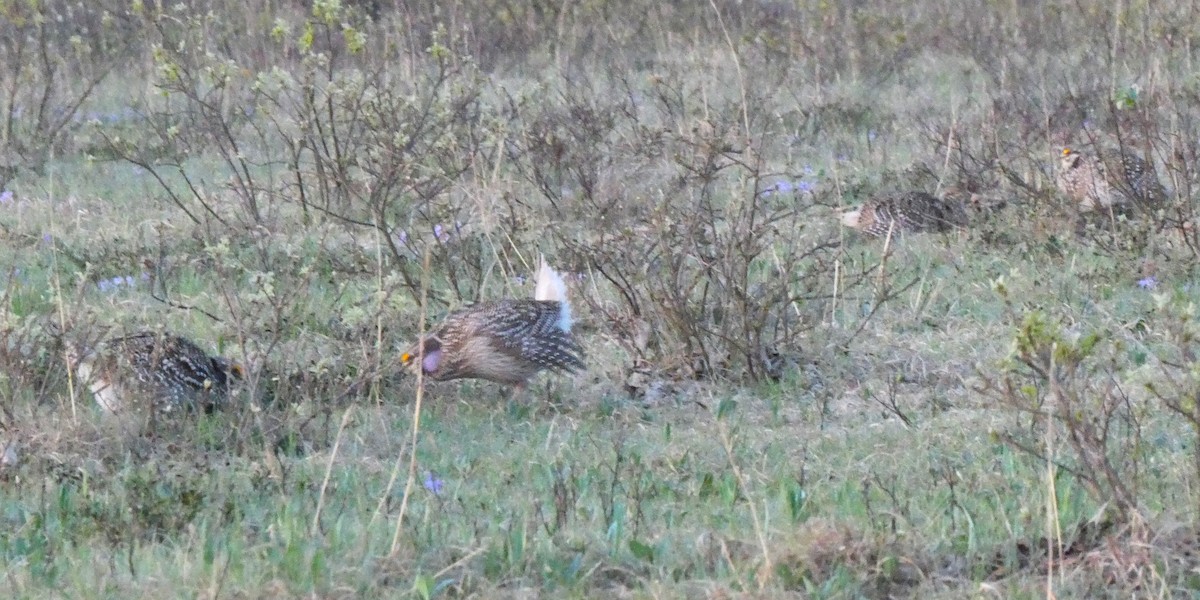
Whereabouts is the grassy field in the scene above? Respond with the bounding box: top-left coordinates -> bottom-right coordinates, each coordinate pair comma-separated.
3,0 -> 1200,597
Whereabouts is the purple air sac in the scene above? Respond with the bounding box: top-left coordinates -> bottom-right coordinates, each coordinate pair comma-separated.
422,349 -> 442,373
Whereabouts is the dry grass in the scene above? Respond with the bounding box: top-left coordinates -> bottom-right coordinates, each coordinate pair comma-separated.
2,0 -> 1200,597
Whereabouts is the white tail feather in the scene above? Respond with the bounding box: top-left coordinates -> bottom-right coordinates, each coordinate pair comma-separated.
534,256 -> 573,332
840,208 -> 862,228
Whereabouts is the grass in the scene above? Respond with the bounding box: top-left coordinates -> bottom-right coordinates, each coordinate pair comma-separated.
3,0 -> 1200,597
8,399 -> 1088,597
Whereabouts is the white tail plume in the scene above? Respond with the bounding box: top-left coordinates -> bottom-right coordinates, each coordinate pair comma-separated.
840,208 -> 863,228
534,256 -> 573,332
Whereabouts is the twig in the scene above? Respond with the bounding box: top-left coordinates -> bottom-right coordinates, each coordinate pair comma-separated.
390,249 -> 432,555
312,406 -> 354,536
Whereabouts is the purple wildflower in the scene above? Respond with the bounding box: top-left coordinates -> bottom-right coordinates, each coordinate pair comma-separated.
98,275 -> 139,293
766,179 -> 814,196
423,472 -> 444,496
1137,277 -> 1157,290
0,190 -> 12,205
433,224 -> 450,243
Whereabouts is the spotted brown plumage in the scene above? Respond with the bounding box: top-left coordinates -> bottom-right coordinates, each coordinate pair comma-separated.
401,259 -> 585,388
1056,147 -> 1165,212
840,191 -> 968,237
68,332 -> 244,413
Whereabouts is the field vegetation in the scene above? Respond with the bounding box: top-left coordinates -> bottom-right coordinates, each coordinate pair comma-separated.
3,0 -> 1200,597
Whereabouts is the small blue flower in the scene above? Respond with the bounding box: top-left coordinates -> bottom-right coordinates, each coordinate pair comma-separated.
1137,277 -> 1157,290
766,180 -> 814,196
0,190 -> 12,205
433,224 -> 450,243
868,130 -> 878,141
98,274 -> 139,293
423,472 -> 444,496
40,233 -> 52,245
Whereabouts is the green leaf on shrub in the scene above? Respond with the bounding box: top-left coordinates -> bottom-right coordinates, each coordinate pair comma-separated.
629,539 -> 655,563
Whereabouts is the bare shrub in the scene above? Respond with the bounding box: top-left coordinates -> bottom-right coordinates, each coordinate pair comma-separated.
1144,296 -> 1200,495
0,1 -> 137,175
503,70 -> 884,383
977,284 -> 1144,521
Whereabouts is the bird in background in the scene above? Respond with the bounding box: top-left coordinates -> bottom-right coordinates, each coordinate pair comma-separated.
840,190 -> 970,237
1056,146 -> 1166,212
400,257 -> 585,392
67,331 -> 244,414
